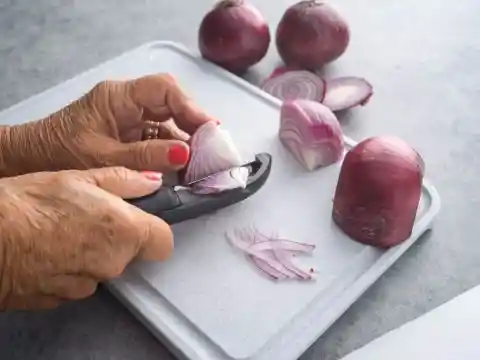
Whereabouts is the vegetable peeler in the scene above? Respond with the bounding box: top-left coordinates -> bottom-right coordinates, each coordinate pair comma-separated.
126,152 -> 272,225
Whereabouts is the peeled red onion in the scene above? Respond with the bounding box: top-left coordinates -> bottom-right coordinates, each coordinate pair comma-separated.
182,121 -> 243,184
332,136 -> 424,248
276,0 -> 350,70
279,99 -> 344,171
261,70 -> 326,102
198,0 -> 271,74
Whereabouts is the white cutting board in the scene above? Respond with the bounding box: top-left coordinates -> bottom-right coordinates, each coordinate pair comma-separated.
340,284 -> 480,360
0,41 -> 441,360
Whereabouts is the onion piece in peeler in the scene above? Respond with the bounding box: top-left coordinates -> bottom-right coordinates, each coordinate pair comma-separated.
189,167 -> 249,194
182,121 -> 243,184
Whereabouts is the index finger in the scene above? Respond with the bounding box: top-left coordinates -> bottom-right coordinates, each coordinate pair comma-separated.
130,74 -> 218,135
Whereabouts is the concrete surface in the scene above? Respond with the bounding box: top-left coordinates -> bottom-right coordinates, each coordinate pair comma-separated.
0,0 -> 479,359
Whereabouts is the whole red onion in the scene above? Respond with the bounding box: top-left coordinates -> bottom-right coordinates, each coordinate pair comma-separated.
276,0 -> 350,70
198,0 -> 271,74
332,136 -> 424,248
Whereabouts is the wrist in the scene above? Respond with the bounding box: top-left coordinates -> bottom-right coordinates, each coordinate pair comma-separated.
0,120 -> 53,177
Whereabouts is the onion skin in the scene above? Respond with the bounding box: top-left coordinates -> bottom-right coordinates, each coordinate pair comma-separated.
276,0 -> 350,70
332,136 -> 424,248
279,99 -> 344,171
198,0 -> 271,74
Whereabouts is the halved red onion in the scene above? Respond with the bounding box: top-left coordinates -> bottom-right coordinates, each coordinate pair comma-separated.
190,167 -> 249,194
322,77 -> 373,111
226,226 -> 316,281
183,121 -> 243,184
279,99 -> 344,171
332,136 -> 424,248
261,70 -> 326,102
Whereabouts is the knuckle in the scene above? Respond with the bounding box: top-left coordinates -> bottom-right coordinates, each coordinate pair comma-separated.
104,264 -> 126,279
91,79 -> 113,94
132,142 -> 155,168
50,171 -> 76,188
108,166 -> 133,180
158,73 -> 176,84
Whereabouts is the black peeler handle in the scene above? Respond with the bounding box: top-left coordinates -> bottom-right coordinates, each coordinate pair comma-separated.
125,153 -> 272,225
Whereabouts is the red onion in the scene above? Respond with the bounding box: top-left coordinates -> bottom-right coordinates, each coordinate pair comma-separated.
279,99 -> 344,171
198,0 -> 271,74
226,226 -> 315,281
322,77 -> 373,111
332,136 -> 424,248
182,121 -> 243,184
276,0 -> 350,70
189,167 -> 249,194
261,70 -> 326,102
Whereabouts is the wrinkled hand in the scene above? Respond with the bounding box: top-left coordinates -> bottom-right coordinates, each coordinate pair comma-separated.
0,73 -> 216,177
0,166 -> 173,310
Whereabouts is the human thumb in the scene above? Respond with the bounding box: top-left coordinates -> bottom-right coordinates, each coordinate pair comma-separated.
86,166 -> 163,199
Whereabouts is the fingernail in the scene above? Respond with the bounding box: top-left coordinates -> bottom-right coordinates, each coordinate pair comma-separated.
168,144 -> 189,165
140,171 -> 163,181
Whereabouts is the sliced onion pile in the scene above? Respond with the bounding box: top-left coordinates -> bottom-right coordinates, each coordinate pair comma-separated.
261,70 -> 326,102
182,121 -> 243,184
189,167 -> 249,195
226,226 -> 316,281
279,99 -> 344,171
332,136 -> 424,248
322,77 -> 373,111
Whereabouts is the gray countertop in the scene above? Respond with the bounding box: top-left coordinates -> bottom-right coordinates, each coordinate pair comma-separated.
0,0 -> 479,359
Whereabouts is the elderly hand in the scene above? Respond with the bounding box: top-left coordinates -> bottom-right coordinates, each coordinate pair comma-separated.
0,166 -> 173,310
0,73 -> 217,177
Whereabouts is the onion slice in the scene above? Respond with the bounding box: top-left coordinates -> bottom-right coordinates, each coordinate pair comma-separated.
279,99 -> 344,171
249,239 -> 315,253
189,167 -> 249,194
261,70 -> 326,102
226,226 -> 316,281
183,121 -> 243,184
322,77 -> 373,111
262,65 -> 297,84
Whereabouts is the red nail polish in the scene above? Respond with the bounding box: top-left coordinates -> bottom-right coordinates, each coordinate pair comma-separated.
140,171 -> 163,181
168,145 -> 189,165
